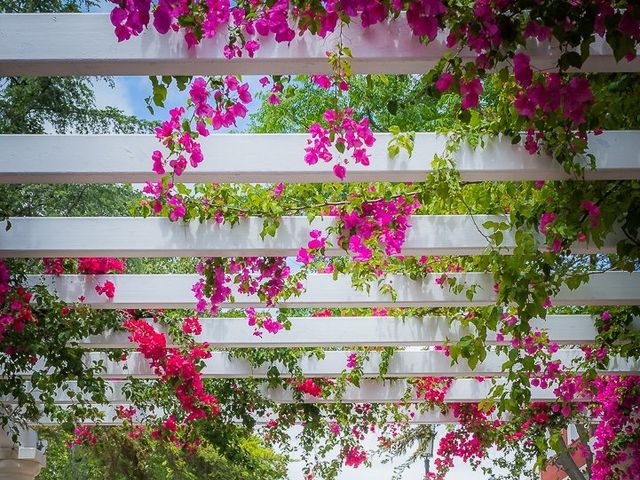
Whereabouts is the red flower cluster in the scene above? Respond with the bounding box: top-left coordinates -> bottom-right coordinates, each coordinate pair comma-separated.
43,257 -> 125,275
66,424 -> 97,449
0,260 -> 35,345
124,318 -> 220,424
414,376 -> 453,403
78,257 -> 126,274
295,378 -> 323,397
95,280 -> 115,299
344,446 -> 367,468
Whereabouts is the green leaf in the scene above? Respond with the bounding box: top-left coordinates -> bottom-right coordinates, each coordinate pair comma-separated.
387,99 -> 398,114
388,144 -> 400,158
153,84 -> 168,107
559,51 -> 583,70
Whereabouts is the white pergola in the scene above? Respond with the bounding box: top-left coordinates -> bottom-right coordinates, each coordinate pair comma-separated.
1,11 -> 640,479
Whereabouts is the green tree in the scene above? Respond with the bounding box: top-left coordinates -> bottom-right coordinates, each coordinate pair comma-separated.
37,426 -> 286,480
0,0 -> 155,220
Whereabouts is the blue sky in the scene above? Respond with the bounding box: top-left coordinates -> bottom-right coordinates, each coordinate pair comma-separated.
89,0 -> 263,130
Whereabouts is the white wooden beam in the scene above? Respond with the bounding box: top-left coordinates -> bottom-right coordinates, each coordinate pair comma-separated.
79,315 -> 640,348
26,272 -> 640,309
262,379 -> 562,403
28,404 -> 459,425
26,350 -> 640,379
1,14 -> 638,76
5,379 -> 564,405
1,215 -> 623,258
1,132 -> 639,184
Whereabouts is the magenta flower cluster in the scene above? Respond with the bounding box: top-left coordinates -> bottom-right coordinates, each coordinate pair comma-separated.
336,196 -> 420,262
304,108 -> 375,181
193,257 -> 295,315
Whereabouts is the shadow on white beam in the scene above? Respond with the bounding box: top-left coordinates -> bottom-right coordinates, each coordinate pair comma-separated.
1,215 -> 623,258
2,14 -> 639,76
79,315 -> 640,348
1,132 -> 639,184
26,350 -> 640,379
26,272 -> 640,309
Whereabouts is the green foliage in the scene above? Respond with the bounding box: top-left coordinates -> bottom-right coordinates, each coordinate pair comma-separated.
249,74 -> 459,133
0,0 -> 155,224
3,1 -> 640,473
0,77 -> 155,135
37,427 -> 287,480
0,0 -> 98,13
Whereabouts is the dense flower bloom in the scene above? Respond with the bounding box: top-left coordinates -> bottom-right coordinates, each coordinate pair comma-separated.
460,78 -> 483,110
181,316 -> 203,335
296,378 -> 323,397
435,72 -> 453,92
513,53 -> 532,87
304,108 -> 375,180
78,257 -> 125,274
406,0 -> 447,40
124,318 -> 220,424
344,446 -> 367,468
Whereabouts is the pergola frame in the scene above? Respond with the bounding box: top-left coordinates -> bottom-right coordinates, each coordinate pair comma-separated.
1,10 -> 639,479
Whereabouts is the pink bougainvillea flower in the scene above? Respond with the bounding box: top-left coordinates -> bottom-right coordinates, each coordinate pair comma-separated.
346,352 -> 358,369
344,447 -> 367,468
333,163 -> 347,180
435,72 -> 453,92
513,52 -> 532,87
460,77 -> 483,110
538,212 -> 557,235
311,75 -> 332,89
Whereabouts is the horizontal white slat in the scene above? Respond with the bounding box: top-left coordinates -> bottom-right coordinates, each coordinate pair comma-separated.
1,216 -> 622,258
26,272 -> 640,308
1,14 -> 638,76
263,379 -> 564,403
1,132 -> 639,184
28,404 -> 459,425
6,379 -> 563,405
79,315 -> 640,348
26,350 -> 640,379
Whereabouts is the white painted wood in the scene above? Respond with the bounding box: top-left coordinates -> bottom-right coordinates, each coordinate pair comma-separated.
1,14 -> 638,76
79,315 -> 640,348
26,272 -> 640,309
26,350 -> 640,379
6,379 -> 562,405
29,404 -> 459,425
0,457 -> 43,480
262,379 -> 559,403
1,215 -> 623,258
0,430 -> 44,480
1,132 -> 639,184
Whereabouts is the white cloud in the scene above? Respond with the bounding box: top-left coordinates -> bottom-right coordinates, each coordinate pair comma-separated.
92,78 -> 136,115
